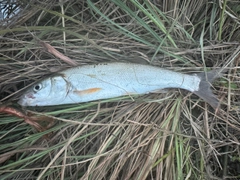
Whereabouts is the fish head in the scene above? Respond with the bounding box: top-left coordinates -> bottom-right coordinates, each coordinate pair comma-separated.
18,76 -> 69,106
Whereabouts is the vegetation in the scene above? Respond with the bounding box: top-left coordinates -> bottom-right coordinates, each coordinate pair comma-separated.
0,0 -> 239,179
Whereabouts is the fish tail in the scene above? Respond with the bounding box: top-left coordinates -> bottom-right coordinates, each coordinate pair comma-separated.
193,69 -> 224,109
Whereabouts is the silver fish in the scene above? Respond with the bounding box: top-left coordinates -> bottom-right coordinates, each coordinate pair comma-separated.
18,63 -> 221,108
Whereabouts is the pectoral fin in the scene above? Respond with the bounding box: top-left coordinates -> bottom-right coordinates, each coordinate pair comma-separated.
74,88 -> 102,96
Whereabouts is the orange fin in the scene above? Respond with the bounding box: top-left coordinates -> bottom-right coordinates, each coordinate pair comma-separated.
74,88 -> 102,95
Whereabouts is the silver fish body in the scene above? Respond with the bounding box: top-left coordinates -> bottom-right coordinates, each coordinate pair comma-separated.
18,63 -> 220,108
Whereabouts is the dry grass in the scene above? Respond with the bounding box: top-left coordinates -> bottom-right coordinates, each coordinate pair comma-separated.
0,0 -> 240,179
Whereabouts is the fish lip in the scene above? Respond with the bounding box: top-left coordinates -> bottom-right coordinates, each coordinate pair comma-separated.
18,99 -> 25,106
17,97 -> 28,106
17,93 -> 36,106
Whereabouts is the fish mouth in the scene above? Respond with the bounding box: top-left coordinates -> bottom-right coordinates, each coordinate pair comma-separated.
17,97 -> 28,106
17,93 -> 36,106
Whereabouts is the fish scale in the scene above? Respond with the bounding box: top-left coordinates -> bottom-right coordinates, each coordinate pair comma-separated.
18,63 -> 221,108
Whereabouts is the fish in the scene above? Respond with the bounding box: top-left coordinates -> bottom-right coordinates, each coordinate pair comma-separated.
18,63 -> 222,108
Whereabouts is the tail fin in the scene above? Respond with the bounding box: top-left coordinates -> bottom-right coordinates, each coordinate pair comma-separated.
193,69 -> 224,109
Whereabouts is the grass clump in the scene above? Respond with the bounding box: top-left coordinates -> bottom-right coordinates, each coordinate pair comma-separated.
0,0 -> 240,179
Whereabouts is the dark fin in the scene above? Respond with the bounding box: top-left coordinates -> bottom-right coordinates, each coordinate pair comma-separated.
193,69 -> 224,109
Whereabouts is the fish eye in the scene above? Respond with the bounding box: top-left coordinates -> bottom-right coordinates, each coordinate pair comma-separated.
33,84 -> 42,92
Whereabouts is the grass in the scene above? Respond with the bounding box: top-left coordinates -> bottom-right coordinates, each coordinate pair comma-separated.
0,0 -> 240,179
